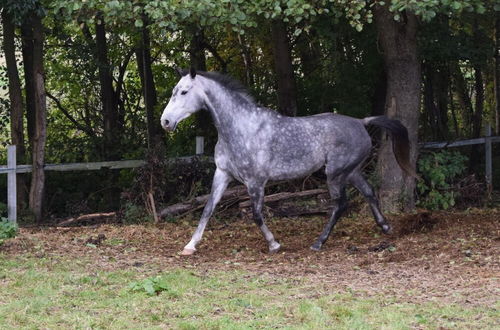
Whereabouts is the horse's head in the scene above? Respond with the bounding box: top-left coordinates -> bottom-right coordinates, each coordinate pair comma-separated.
161,67 -> 204,131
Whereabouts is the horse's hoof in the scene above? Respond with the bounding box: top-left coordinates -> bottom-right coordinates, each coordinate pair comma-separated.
269,242 -> 281,254
310,243 -> 322,252
382,224 -> 393,234
180,248 -> 196,256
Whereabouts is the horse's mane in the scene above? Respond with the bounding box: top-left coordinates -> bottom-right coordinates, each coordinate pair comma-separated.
180,69 -> 255,104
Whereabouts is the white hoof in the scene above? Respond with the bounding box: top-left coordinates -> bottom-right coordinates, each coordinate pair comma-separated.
269,241 -> 281,254
181,248 -> 196,256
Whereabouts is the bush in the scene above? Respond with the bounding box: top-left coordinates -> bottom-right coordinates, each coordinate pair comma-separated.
417,150 -> 468,210
0,218 -> 18,245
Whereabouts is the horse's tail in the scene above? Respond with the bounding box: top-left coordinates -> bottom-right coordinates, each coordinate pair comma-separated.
362,116 -> 418,178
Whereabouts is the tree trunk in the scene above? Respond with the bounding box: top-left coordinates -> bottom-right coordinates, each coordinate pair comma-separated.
135,16 -> 161,148
237,34 -> 255,87
371,69 -> 387,117
435,65 -> 450,140
270,19 -> 298,117
95,14 -> 120,160
469,19 -> 485,171
2,11 -> 28,208
27,14 -> 47,223
21,17 -> 36,147
423,63 -> 439,138
452,62 -> 474,133
471,66 -> 484,139
495,13 -> 500,135
374,5 -> 420,212
423,63 -> 449,140
189,28 -> 207,71
188,28 -> 213,142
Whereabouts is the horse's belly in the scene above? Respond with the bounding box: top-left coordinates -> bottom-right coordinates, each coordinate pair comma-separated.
267,156 -> 325,180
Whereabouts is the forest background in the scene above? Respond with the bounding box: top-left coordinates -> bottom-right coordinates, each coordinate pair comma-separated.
0,0 -> 499,223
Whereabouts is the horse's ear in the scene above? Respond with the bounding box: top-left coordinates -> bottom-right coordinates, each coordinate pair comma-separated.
175,67 -> 184,77
190,66 -> 197,79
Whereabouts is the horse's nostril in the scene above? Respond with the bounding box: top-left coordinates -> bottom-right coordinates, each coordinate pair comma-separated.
164,119 -> 170,126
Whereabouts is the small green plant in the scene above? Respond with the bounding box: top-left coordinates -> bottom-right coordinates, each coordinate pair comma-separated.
417,150 -> 467,210
128,275 -> 179,297
0,217 -> 18,245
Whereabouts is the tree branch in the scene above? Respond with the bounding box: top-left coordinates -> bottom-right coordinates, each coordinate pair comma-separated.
46,91 -> 96,137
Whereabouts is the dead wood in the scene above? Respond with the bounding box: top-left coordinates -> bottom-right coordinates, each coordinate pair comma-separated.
238,189 -> 328,208
57,212 -> 116,227
159,185 -> 248,218
159,187 -> 329,219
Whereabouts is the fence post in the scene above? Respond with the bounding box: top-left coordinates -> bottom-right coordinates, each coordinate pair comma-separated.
196,136 -> 204,155
7,145 -> 17,223
485,123 -> 492,190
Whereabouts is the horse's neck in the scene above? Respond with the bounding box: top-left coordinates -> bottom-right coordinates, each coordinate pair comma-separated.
203,82 -> 269,142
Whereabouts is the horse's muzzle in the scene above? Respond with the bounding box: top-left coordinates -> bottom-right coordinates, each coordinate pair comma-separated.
161,119 -> 176,131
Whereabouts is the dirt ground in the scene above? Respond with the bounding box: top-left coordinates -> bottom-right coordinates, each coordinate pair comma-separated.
2,209 -> 499,307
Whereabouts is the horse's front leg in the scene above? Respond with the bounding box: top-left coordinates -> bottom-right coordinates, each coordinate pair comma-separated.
182,168 -> 232,255
247,183 -> 281,253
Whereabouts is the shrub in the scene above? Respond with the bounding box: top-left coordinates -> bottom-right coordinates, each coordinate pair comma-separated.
0,218 -> 18,245
417,150 -> 468,210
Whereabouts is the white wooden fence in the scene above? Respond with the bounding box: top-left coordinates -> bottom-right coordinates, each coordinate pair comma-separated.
1,136 -> 206,223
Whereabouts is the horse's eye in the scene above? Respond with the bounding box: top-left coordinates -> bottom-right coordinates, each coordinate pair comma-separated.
181,90 -> 188,95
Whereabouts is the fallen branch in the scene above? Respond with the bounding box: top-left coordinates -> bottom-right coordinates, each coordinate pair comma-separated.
238,189 -> 328,208
159,187 -> 329,219
57,212 -> 116,227
159,185 -> 248,218
148,192 -> 160,224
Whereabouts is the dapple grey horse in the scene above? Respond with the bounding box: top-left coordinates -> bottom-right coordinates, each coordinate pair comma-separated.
161,68 -> 414,255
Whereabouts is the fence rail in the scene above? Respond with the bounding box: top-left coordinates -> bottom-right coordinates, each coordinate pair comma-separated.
2,127 -> 499,224
421,124 -> 498,188
1,137 -> 207,223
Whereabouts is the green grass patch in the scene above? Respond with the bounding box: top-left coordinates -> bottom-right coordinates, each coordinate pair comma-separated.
0,255 -> 497,329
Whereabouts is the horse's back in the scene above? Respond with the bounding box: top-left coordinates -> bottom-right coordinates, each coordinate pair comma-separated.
260,113 -> 371,180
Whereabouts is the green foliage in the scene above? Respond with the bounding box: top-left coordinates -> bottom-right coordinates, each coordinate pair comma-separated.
120,202 -> 152,224
0,218 -> 18,245
128,275 -> 180,297
417,150 -> 468,210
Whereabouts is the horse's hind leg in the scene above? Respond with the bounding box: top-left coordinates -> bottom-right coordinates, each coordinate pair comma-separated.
311,175 -> 348,251
247,182 -> 280,253
349,170 -> 392,234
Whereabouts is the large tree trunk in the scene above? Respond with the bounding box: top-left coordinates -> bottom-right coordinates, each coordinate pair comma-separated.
27,14 -> 47,223
374,5 -> 420,212
135,16 -> 161,148
270,19 -> 298,117
95,14 -> 120,160
2,11 -> 28,208
495,13 -> 500,135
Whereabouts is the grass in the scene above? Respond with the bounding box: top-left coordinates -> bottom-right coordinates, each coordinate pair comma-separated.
0,255 -> 498,329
